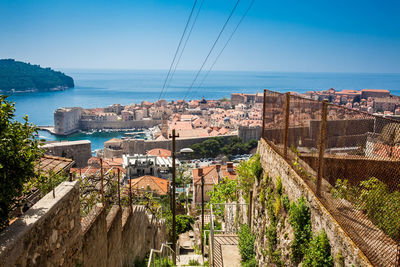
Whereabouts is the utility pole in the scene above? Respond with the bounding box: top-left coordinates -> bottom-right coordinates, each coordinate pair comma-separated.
199,168 -> 205,256
169,129 -> 179,264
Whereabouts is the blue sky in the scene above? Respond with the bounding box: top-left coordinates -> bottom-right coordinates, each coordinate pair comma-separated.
1,0 -> 399,73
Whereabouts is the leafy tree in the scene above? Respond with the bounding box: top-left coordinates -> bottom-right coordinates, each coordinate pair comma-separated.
0,96 -> 43,229
189,137 -> 258,159
237,154 -> 263,198
207,177 -> 237,217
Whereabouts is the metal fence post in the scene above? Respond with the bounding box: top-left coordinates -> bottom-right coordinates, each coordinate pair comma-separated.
316,101 -> 328,196
262,89 -> 267,139
284,92 -> 290,159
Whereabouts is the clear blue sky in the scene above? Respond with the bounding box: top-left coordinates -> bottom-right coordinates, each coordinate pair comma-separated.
1,0 -> 399,73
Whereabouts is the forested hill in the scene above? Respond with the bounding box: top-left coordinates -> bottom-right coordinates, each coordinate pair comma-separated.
0,59 -> 74,93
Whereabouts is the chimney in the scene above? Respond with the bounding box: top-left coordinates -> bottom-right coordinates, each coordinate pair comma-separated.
216,164 -> 221,172
198,168 -> 203,177
227,162 -> 234,172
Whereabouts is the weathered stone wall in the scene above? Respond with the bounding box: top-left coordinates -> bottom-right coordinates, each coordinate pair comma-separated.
81,203 -> 107,267
107,205 -> 122,267
252,139 -> 373,266
0,181 -> 82,266
80,119 -> 161,131
0,182 -> 167,267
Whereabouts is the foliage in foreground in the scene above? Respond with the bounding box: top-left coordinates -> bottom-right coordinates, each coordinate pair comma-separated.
302,230 -> 334,267
238,224 -> 256,265
332,177 -> 400,241
289,197 -> 312,264
0,96 -> 43,230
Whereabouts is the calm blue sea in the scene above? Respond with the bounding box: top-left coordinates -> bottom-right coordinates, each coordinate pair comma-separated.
6,69 -> 400,151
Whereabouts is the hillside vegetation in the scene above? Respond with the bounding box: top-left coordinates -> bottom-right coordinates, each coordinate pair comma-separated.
0,59 -> 74,93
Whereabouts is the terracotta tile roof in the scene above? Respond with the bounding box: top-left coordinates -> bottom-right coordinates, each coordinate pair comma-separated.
129,175 -> 169,195
193,164 -> 236,185
147,148 -> 172,158
362,89 -> 390,93
155,135 -> 167,141
170,121 -> 193,131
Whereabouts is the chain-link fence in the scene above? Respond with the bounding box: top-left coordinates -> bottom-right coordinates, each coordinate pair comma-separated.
261,89 -> 400,267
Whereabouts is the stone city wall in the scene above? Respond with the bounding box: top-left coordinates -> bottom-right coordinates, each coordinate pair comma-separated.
252,139 -> 372,266
79,119 -> 161,131
238,125 -> 262,143
0,181 -> 167,267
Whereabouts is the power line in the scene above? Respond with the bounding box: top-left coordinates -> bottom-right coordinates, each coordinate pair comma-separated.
183,0 -> 241,101
162,0 -> 206,99
158,0 -> 198,101
190,0 -> 255,100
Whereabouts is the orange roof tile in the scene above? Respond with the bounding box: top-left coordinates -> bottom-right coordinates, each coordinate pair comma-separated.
147,148 -> 172,158
129,175 -> 169,195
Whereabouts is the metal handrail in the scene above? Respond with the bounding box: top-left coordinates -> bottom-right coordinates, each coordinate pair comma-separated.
210,204 -> 215,267
147,242 -> 179,267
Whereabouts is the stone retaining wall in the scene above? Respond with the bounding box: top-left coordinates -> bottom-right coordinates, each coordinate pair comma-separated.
253,139 -> 372,266
0,181 -> 167,267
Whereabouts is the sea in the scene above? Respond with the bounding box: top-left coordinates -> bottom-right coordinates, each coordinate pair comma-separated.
6,69 -> 400,151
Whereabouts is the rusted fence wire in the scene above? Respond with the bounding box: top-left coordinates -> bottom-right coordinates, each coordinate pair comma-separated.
261,89 -> 400,267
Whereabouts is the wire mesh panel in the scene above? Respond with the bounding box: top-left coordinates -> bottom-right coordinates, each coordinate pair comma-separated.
261,90 -> 400,266
262,90 -> 286,155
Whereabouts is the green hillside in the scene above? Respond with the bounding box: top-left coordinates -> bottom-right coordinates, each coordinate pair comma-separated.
0,59 -> 74,93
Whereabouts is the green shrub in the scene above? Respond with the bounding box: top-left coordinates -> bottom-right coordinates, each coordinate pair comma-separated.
302,230 -> 334,267
238,224 -> 255,263
266,224 -> 277,252
188,259 -> 201,265
175,215 -> 194,235
241,258 -> 256,267
275,176 -> 282,195
282,194 -> 290,211
250,154 -> 263,182
332,177 -> 400,241
289,197 -> 312,264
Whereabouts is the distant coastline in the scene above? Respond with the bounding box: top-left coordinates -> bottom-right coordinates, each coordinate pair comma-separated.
0,59 -> 74,93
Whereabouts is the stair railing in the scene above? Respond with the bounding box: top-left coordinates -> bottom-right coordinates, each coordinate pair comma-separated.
147,242 -> 179,267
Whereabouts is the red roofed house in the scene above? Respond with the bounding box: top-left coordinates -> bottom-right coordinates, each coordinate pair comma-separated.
147,148 -> 172,158
128,175 -> 169,196
192,163 -> 236,203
